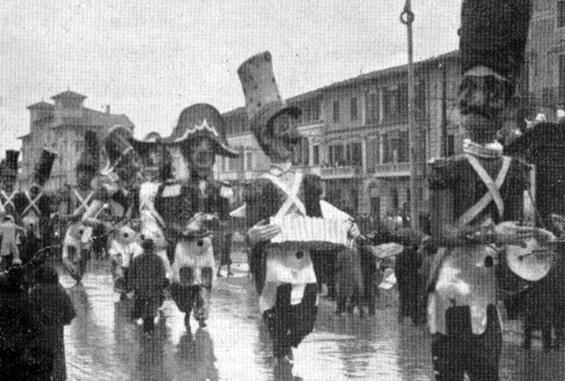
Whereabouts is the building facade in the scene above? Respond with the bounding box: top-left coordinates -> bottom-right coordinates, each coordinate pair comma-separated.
219,52 -> 464,226
527,0 -> 565,117
18,90 -> 134,190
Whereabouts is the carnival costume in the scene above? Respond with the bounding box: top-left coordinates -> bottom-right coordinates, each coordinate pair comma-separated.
0,150 -> 22,269
156,103 -> 237,330
61,131 -> 100,282
13,149 -> 57,266
131,132 -> 172,279
238,52 -> 357,361
81,125 -> 139,293
427,1 -> 533,379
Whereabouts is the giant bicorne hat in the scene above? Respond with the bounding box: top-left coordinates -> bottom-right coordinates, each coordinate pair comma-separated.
459,0 -> 532,81
32,148 -> 57,186
1,150 -> 19,178
237,51 -> 301,134
164,103 -> 239,158
76,130 -> 100,173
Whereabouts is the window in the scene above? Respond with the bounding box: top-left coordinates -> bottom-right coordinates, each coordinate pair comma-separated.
559,1 -> 565,28
382,133 -> 390,163
383,84 -> 409,119
415,82 -> 426,114
382,130 -> 409,163
292,138 -> 309,166
245,152 -> 253,171
333,100 -> 340,122
383,87 -> 396,118
346,142 -> 362,166
398,130 -> 409,162
447,134 -> 455,156
366,137 -> 380,173
312,144 -> 320,165
312,100 -> 321,121
328,144 -> 344,166
398,83 -> 408,117
350,97 -> 358,120
302,138 -> 309,165
366,92 -> 380,123
231,156 -> 242,172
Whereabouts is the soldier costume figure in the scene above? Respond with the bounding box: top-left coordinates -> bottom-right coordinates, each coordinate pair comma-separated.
131,131 -> 172,279
426,1 -> 554,379
156,103 -> 238,333
0,150 -> 20,218
237,52 -> 360,367
0,150 -> 23,270
60,131 -> 101,282
13,149 -> 57,266
81,125 -> 141,292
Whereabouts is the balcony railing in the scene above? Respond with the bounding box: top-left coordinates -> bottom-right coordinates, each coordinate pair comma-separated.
320,165 -> 362,179
370,162 -> 411,176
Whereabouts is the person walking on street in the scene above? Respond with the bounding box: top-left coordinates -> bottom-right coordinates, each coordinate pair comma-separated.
29,264 -> 76,381
128,239 -> 167,334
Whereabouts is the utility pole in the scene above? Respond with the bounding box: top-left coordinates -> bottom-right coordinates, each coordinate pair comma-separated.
401,0 -> 419,229
440,62 -> 448,157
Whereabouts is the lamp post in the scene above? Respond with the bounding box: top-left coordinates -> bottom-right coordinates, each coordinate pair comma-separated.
400,0 -> 419,229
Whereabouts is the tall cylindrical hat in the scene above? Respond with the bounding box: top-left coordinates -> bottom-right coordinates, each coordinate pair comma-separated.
459,0 -> 532,81
76,130 -> 100,173
164,103 -> 239,158
1,150 -> 19,178
104,125 -> 136,169
32,148 -> 57,186
237,51 -> 301,134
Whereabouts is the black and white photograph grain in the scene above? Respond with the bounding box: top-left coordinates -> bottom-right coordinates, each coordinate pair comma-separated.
2,0 -> 565,380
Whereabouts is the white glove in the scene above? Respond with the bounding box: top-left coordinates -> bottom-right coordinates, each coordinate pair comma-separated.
246,219 -> 281,245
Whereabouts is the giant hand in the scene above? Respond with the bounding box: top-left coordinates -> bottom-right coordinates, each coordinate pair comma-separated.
246,219 -> 282,245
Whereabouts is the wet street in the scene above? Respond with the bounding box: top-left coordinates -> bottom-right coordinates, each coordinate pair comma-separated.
59,259 -> 565,381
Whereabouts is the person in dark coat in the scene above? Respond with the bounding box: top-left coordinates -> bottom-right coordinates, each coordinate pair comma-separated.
216,230 -> 234,277
521,279 -> 553,351
127,239 -> 167,333
29,264 -> 76,381
395,244 -> 422,325
0,265 -> 52,380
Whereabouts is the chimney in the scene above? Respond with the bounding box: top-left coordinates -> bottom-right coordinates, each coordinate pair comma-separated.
105,105 -> 111,114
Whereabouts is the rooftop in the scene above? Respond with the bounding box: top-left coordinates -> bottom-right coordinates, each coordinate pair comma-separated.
26,101 -> 55,110
222,50 -> 460,117
322,50 -> 459,91
51,90 -> 87,101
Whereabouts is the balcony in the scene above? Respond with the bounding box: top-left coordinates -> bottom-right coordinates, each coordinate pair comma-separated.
216,171 -> 240,181
320,165 -> 362,179
216,170 -> 261,182
370,162 -> 411,177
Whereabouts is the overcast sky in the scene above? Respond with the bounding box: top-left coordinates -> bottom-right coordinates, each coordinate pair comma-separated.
0,0 -> 462,152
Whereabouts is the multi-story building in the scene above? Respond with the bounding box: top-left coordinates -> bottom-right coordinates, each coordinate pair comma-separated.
527,0 -> 565,115
219,52 -> 462,225
18,90 -> 134,190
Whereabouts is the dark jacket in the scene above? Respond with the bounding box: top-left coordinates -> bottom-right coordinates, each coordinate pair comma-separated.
244,174 -> 323,294
1,282 -> 50,380
155,178 -> 230,245
29,282 -> 76,381
128,251 -> 167,319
